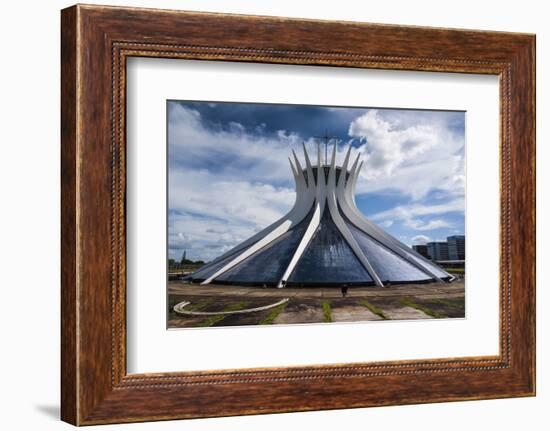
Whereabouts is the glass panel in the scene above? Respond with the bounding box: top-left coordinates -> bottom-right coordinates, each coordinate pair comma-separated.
347,222 -> 433,283
289,210 -> 373,285
400,249 -> 451,279
188,246 -> 249,281
213,211 -> 313,285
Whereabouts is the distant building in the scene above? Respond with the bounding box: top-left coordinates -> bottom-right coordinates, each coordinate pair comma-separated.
447,235 -> 465,260
412,244 -> 429,258
426,241 -> 449,261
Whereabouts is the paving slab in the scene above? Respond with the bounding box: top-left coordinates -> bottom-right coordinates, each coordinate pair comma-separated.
273,304 -> 324,324
331,305 -> 383,322
167,281 -> 465,328
382,306 -> 433,320
167,316 -> 207,328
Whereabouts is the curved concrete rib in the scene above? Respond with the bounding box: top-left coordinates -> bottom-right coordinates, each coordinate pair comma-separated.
302,141 -> 316,187
335,147 -> 440,281
201,148 -> 316,285
194,156 -> 307,275
339,147 -> 447,281
277,142 -> 325,287
197,141 -> 453,287
325,144 -> 383,287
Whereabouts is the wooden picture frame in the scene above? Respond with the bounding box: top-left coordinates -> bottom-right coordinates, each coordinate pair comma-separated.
61,4 -> 535,425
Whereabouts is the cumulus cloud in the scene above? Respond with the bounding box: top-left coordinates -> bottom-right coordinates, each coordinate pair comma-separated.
412,235 -> 431,244
370,198 -> 463,234
168,104 -> 297,185
370,198 -> 465,222
167,103 -> 465,261
404,218 -> 453,231
168,104 -> 298,260
349,110 -> 465,200
349,110 -> 438,176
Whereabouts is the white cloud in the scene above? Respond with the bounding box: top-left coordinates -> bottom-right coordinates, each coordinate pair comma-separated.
370,199 -> 463,234
412,235 -> 431,244
168,106 -> 297,178
167,105 -> 464,260
169,168 -> 296,261
357,155 -> 465,200
228,121 -> 245,134
170,169 -> 294,230
404,218 -> 453,231
168,105 -> 298,260
349,110 -> 465,200
370,198 -> 464,222
349,110 -> 439,176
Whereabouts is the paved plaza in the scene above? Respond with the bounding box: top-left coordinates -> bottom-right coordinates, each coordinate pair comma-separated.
167,279 -> 465,328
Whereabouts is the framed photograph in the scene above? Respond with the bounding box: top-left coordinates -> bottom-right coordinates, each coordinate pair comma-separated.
165,100 -> 466,331
61,4 -> 535,425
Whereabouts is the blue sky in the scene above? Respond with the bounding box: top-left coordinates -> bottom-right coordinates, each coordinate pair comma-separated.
168,101 -> 465,262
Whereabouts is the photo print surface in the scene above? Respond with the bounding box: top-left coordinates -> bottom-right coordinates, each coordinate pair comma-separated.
167,100 -> 466,329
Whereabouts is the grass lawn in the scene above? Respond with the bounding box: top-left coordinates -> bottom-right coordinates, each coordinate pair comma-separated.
198,301 -> 249,327
259,301 -> 289,325
400,298 -> 446,318
359,299 -> 389,319
443,267 -> 465,274
322,300 -> 333,323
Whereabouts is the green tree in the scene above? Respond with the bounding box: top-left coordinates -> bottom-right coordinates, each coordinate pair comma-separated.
180,250 -> 193,265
